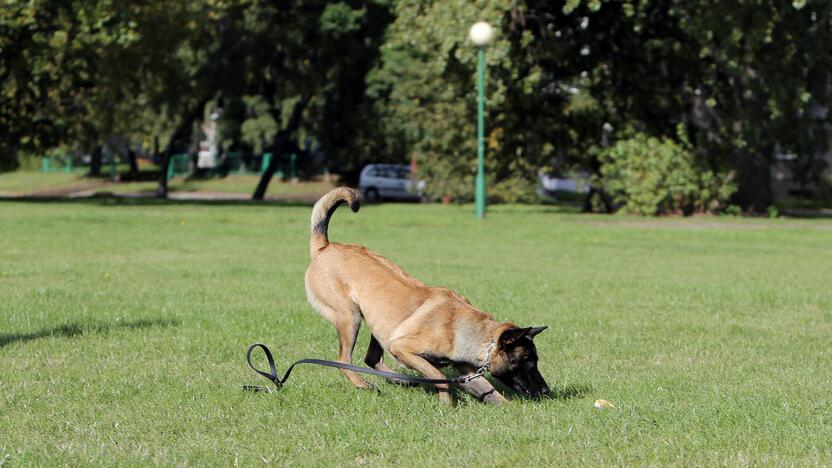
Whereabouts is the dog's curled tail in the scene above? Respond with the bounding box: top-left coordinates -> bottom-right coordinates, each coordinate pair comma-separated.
310,187 -> 359,258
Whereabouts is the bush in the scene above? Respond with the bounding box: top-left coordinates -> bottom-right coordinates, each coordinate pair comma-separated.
599,130 -> 735,216
491,176 -> 540,204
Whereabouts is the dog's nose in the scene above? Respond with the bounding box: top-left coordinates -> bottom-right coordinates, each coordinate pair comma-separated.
539,385 -> 550,396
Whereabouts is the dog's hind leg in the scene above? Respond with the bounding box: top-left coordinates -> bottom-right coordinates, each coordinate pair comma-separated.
364,336 -> 418,387
388,338 -> 452,404
454,363 -> 508,405
306,286 -> 371,389
334,314 -> 373,389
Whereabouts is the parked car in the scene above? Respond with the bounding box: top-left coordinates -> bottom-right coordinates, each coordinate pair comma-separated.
359,164 -> 425,202
538,172 -> 590,198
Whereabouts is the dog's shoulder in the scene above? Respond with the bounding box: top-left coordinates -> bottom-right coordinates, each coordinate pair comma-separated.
429,286 -> 475,308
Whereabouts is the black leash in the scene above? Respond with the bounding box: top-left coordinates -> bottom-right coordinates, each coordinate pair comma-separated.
243,343 -> 491,393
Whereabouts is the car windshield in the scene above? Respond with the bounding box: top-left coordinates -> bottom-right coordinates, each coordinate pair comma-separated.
369,166 -> 410,179
394,167 -> 410,179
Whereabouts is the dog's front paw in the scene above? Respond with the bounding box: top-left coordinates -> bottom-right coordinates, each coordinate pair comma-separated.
479,389 -> 508,405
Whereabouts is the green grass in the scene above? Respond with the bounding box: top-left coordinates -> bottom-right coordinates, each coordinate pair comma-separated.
0,170 -> 90,194
92,176 -> 333,198
1,201 -> 830,465
0,170 -> 333,198
165,175 -> 333,197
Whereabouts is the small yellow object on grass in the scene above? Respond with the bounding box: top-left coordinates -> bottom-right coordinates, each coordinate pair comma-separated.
594,399 -> 615,409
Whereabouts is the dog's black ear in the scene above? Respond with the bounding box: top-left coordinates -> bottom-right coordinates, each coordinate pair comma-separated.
527,326 -> 548,339
499,327 -> 531,346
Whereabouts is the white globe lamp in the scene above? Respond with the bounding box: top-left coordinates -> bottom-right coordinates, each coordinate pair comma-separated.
468,21 -> 495,47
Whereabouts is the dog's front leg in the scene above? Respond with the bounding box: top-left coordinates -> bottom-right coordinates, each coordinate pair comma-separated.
364,335 -> 418,387
388,339 -> 452,404
455,364 -> 508,405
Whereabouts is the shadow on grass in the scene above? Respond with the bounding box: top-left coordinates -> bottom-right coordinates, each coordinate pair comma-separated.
490,379 -> 593,402
388,368 -> 592,404
780,208 -> 832,219
0,318 -> 180,348
546,383 -> 593,401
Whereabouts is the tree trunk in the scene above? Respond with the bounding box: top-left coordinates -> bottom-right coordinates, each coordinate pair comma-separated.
156,99 -> 209,198
156,152 -> 171,198
252,96 -> 310,200
88,145 -> 102,177
734,148 -> 772,213
127,149 -> 139,174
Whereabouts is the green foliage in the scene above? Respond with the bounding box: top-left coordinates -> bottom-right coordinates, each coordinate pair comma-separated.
239,96 -> 278,155
13,152 -> 46,171
319,2 -> 365,36
0,0 -> 392,186
3,0 -> 831,206
0,0 -> 215,171
599,130 -> 735,216
490,158 -> 541,204
562,0 -> 832,210
371,0 -> 832,210
371,0 -> 567,202
491,176 -> 540,204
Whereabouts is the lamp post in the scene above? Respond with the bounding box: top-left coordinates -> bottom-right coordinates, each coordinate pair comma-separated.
469,21 -> 494,219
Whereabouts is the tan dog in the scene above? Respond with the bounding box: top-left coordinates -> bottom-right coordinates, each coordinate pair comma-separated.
304,188 -> 549,404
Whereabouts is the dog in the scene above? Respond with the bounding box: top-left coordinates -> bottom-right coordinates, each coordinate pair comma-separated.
304,187 -> 549,404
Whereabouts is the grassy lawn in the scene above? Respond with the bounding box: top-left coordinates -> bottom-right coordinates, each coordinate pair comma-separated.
0,170 -> 333,198
169,175 -> 333,196
0,170 -> 92,194
1,201 -> 830,465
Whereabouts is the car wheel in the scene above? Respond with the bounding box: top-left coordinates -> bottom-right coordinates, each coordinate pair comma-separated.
364,187 -> 380,203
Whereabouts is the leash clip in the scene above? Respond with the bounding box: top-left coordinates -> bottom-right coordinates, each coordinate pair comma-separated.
459,340 -> 496,383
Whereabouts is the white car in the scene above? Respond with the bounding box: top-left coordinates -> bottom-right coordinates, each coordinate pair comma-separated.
359,164 -> 425,202
538,172 -> 590,196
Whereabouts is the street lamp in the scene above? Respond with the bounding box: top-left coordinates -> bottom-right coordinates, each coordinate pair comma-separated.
469,21 -> 494,219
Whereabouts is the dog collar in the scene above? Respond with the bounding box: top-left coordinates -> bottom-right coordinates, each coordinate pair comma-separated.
477,340 -> 496,373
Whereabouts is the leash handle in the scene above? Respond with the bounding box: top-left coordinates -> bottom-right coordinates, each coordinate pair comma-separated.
246,343 -> 282,389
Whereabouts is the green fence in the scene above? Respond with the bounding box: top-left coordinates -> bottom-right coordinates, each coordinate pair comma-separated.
41,156 -> 74,173
227,152 -> 272,175
41,155 -> 116,178
166,154 -> 191,180
165,152 -> 305,180
226,152 -> 291,178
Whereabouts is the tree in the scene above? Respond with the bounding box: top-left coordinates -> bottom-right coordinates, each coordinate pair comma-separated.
0,0 -> 214,184
200,0 -> 393,199
371,0 -> 831,211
